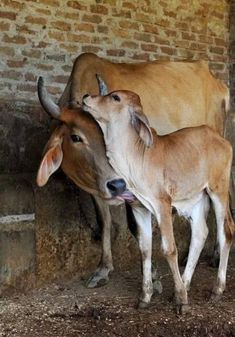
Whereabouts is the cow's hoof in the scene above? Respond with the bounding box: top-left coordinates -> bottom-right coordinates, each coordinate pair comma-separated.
153,280 -> 163,294
175,303 -> 190,315
85,273 -> 109,288
137,300 -> 151,309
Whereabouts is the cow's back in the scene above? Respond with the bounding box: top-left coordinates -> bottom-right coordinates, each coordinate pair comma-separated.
59,53 -> 228,135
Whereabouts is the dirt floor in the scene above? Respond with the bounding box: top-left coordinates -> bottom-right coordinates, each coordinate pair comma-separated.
0,253 -> 235,337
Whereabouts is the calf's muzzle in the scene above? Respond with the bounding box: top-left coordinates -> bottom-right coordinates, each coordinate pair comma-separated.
106,179 -> 127,197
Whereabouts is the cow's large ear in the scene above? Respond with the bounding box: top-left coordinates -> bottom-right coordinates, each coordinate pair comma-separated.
131,107 -> 153,147
36,127 -> 64,186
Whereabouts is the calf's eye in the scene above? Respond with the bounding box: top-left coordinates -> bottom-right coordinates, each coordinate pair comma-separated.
112,94 -> 121,102
70,134 -> 82,143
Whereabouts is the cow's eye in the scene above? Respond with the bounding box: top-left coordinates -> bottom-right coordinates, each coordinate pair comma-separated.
111,94 -> 121,102
70,134 -> 82,143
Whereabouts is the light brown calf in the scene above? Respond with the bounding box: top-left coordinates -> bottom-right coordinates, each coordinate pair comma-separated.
82,86 -> 234,312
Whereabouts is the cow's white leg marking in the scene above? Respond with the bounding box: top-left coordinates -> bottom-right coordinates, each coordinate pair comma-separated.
131,205 -> 153,307
86,196 -> 114,288
154,200 -> 188,313
182,194 -> 209,290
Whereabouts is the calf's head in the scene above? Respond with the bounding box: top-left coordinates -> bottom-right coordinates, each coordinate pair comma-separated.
37,77 -> 135,203
82,76 -> 153,148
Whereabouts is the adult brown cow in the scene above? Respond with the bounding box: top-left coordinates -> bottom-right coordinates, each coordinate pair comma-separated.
37,53 -> 229,288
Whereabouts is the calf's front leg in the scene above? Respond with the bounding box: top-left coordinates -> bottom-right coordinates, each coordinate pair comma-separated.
131,205 -> 153,308
154,200 -> 189,314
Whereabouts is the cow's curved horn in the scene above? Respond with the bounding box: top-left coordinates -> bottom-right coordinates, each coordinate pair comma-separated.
96,74 -> 108,96
37,76 -> 61,119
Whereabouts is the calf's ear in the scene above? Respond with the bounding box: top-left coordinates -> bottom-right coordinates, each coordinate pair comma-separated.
131,107 -> 153,147
36,127 -> 64,186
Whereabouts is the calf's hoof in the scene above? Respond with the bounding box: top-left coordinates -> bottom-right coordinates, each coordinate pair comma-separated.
175,303 -> 190,315
85,272 -> 109,288
137,300 -> 151,309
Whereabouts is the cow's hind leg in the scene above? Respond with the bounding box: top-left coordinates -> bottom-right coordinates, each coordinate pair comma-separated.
86,196 -> 114,288
208,192 -> 234,301
131,205 -> 153,308
182,194 -> 209,290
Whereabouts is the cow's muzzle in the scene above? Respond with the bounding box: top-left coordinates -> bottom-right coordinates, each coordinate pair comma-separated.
106,179 -> 126,197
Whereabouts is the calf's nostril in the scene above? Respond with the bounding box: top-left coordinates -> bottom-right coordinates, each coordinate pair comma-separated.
107,179 -> 126,196
83,94 -> 89,100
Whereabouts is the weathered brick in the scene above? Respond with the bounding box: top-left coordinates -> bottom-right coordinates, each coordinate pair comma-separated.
3,34 -> 27,44
119,20 -> 139,30
25,73 -> 37,82
112,8 -> 131,18
17,83 -> 36,92
160,46 -> 176,55
36,64 -> 54,71
74,23 -> 95,33
67,1 -> 87,11
134,32 -> 153,43
56,10 -> 79,20
7,60 -> 26,68
51,75 -> 68,84
97,25 -> 109,34
106,49 -> 125,57
82,14 -> 102,24
67,33 -> 90,43
35,8 -> 51,16
181,32 -> 197,41
0,22 -> 10,31
25,16 -> 47,25
17,25 -> 35,35
0,11 -> 16,20
0,46 -> 15,57
48,31 -> 65,42
209,46 -> 226,55
90,5 -> 108,15
141,43 -> 158,52
36,0 -> 59,6
22,49 -> 41,58
51,21 -> 71,31
121,41 -> 139,49
140,23 -> 158,35
132,52 -> 151,61
59,44 -> 79,53
0,70 -> 22,80
81,45 -> 103,53
1,0 -> 24,10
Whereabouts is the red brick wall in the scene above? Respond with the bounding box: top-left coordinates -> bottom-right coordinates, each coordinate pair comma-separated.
0,0 -> 230,106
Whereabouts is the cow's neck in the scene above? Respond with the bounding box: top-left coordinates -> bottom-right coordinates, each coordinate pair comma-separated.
104,120 -> 154,190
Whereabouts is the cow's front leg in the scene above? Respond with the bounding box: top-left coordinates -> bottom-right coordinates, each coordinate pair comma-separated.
154,200 -> 189,314
131,205 -> 153,308
86,196 -> 114,288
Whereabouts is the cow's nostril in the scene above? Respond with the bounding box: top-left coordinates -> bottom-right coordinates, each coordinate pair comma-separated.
107,179 -> 126,197
83,94 -> 89,100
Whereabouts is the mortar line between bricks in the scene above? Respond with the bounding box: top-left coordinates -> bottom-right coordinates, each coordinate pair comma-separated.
0,213 -> 35,224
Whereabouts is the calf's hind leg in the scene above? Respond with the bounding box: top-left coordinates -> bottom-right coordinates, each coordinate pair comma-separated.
208,191 -> 235,301
182,194 -> 209,290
